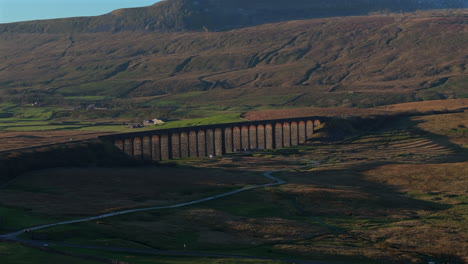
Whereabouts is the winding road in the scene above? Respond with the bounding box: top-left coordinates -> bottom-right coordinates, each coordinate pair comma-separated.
0,160 -> 332,264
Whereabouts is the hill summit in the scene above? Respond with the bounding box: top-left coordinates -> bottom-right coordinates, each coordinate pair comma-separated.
1,0 -> 467,33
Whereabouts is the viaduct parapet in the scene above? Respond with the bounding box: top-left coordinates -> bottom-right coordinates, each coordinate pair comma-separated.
100,117 -> 324,160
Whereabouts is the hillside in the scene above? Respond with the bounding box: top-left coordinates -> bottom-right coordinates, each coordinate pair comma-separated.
0,10 -> 467,119
0,0 -> 467,33
1,107 -> 467,263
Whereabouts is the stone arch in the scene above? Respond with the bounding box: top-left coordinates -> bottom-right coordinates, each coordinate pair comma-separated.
298,121 -> 306,143
152,135 -> 161,161
275,123 -> 283,149
124,138 -> 133,156
249,125 -> 257,149
180,132 -> 189,158
291,121 -> 298,146
233,126 -> 241,152
160,134 -> 170,160
257,124 -> 265,150
206,129 -> 215,157
189,131 -> 198,157
306,120 -> 314,139
265,123 -> 274,149
142,136 -> 152,160
133,137 -> 143,158
241,125 -> 249,150
114,139 -> 124,151
171,133 -> 180,159
224,127 -> 233,153
214,128 -> 223,156
283,122 -> 291,147
197,130 -> 206,157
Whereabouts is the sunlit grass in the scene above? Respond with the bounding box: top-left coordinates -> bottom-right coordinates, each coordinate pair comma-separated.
153,113 -> 243,129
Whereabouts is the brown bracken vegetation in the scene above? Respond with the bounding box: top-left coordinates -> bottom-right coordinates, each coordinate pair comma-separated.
0,131 -> 110,151
243,98 -> 468,120
12,110 -> 464,264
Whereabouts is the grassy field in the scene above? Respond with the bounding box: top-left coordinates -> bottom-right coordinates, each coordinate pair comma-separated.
1,7 -> 467,263
0,165 -> 268,233
51,246 -> 292,264
0,243 -> 103,264
0,105 -> 467,263
1,99 -> 466,152
7,111 -> 464,264
0,207 -> 58,234
0,113 -> 241,151
0,106 -> 61,121
152,113 -> 244,129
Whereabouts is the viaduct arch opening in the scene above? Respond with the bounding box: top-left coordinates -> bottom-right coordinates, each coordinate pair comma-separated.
101,116 -> 324,161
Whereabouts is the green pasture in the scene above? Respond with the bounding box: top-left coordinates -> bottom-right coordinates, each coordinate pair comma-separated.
0,244 -> 102,264
0,113 -> 243,132
0,106 -> 60,121
153,113 -> 243,129
51,246 -> 291,264
56,80 -> 141,97
0,104 -> 466,264
0,207 -> 61,233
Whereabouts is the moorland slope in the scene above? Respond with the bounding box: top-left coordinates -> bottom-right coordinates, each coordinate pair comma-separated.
1,0 -> 466,33
0,11 -> 467,115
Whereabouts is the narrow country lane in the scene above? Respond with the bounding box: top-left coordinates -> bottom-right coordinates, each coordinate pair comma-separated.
0,160 -> 331,264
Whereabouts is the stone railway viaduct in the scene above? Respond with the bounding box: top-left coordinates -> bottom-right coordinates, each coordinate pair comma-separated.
100,117 -> 324,160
